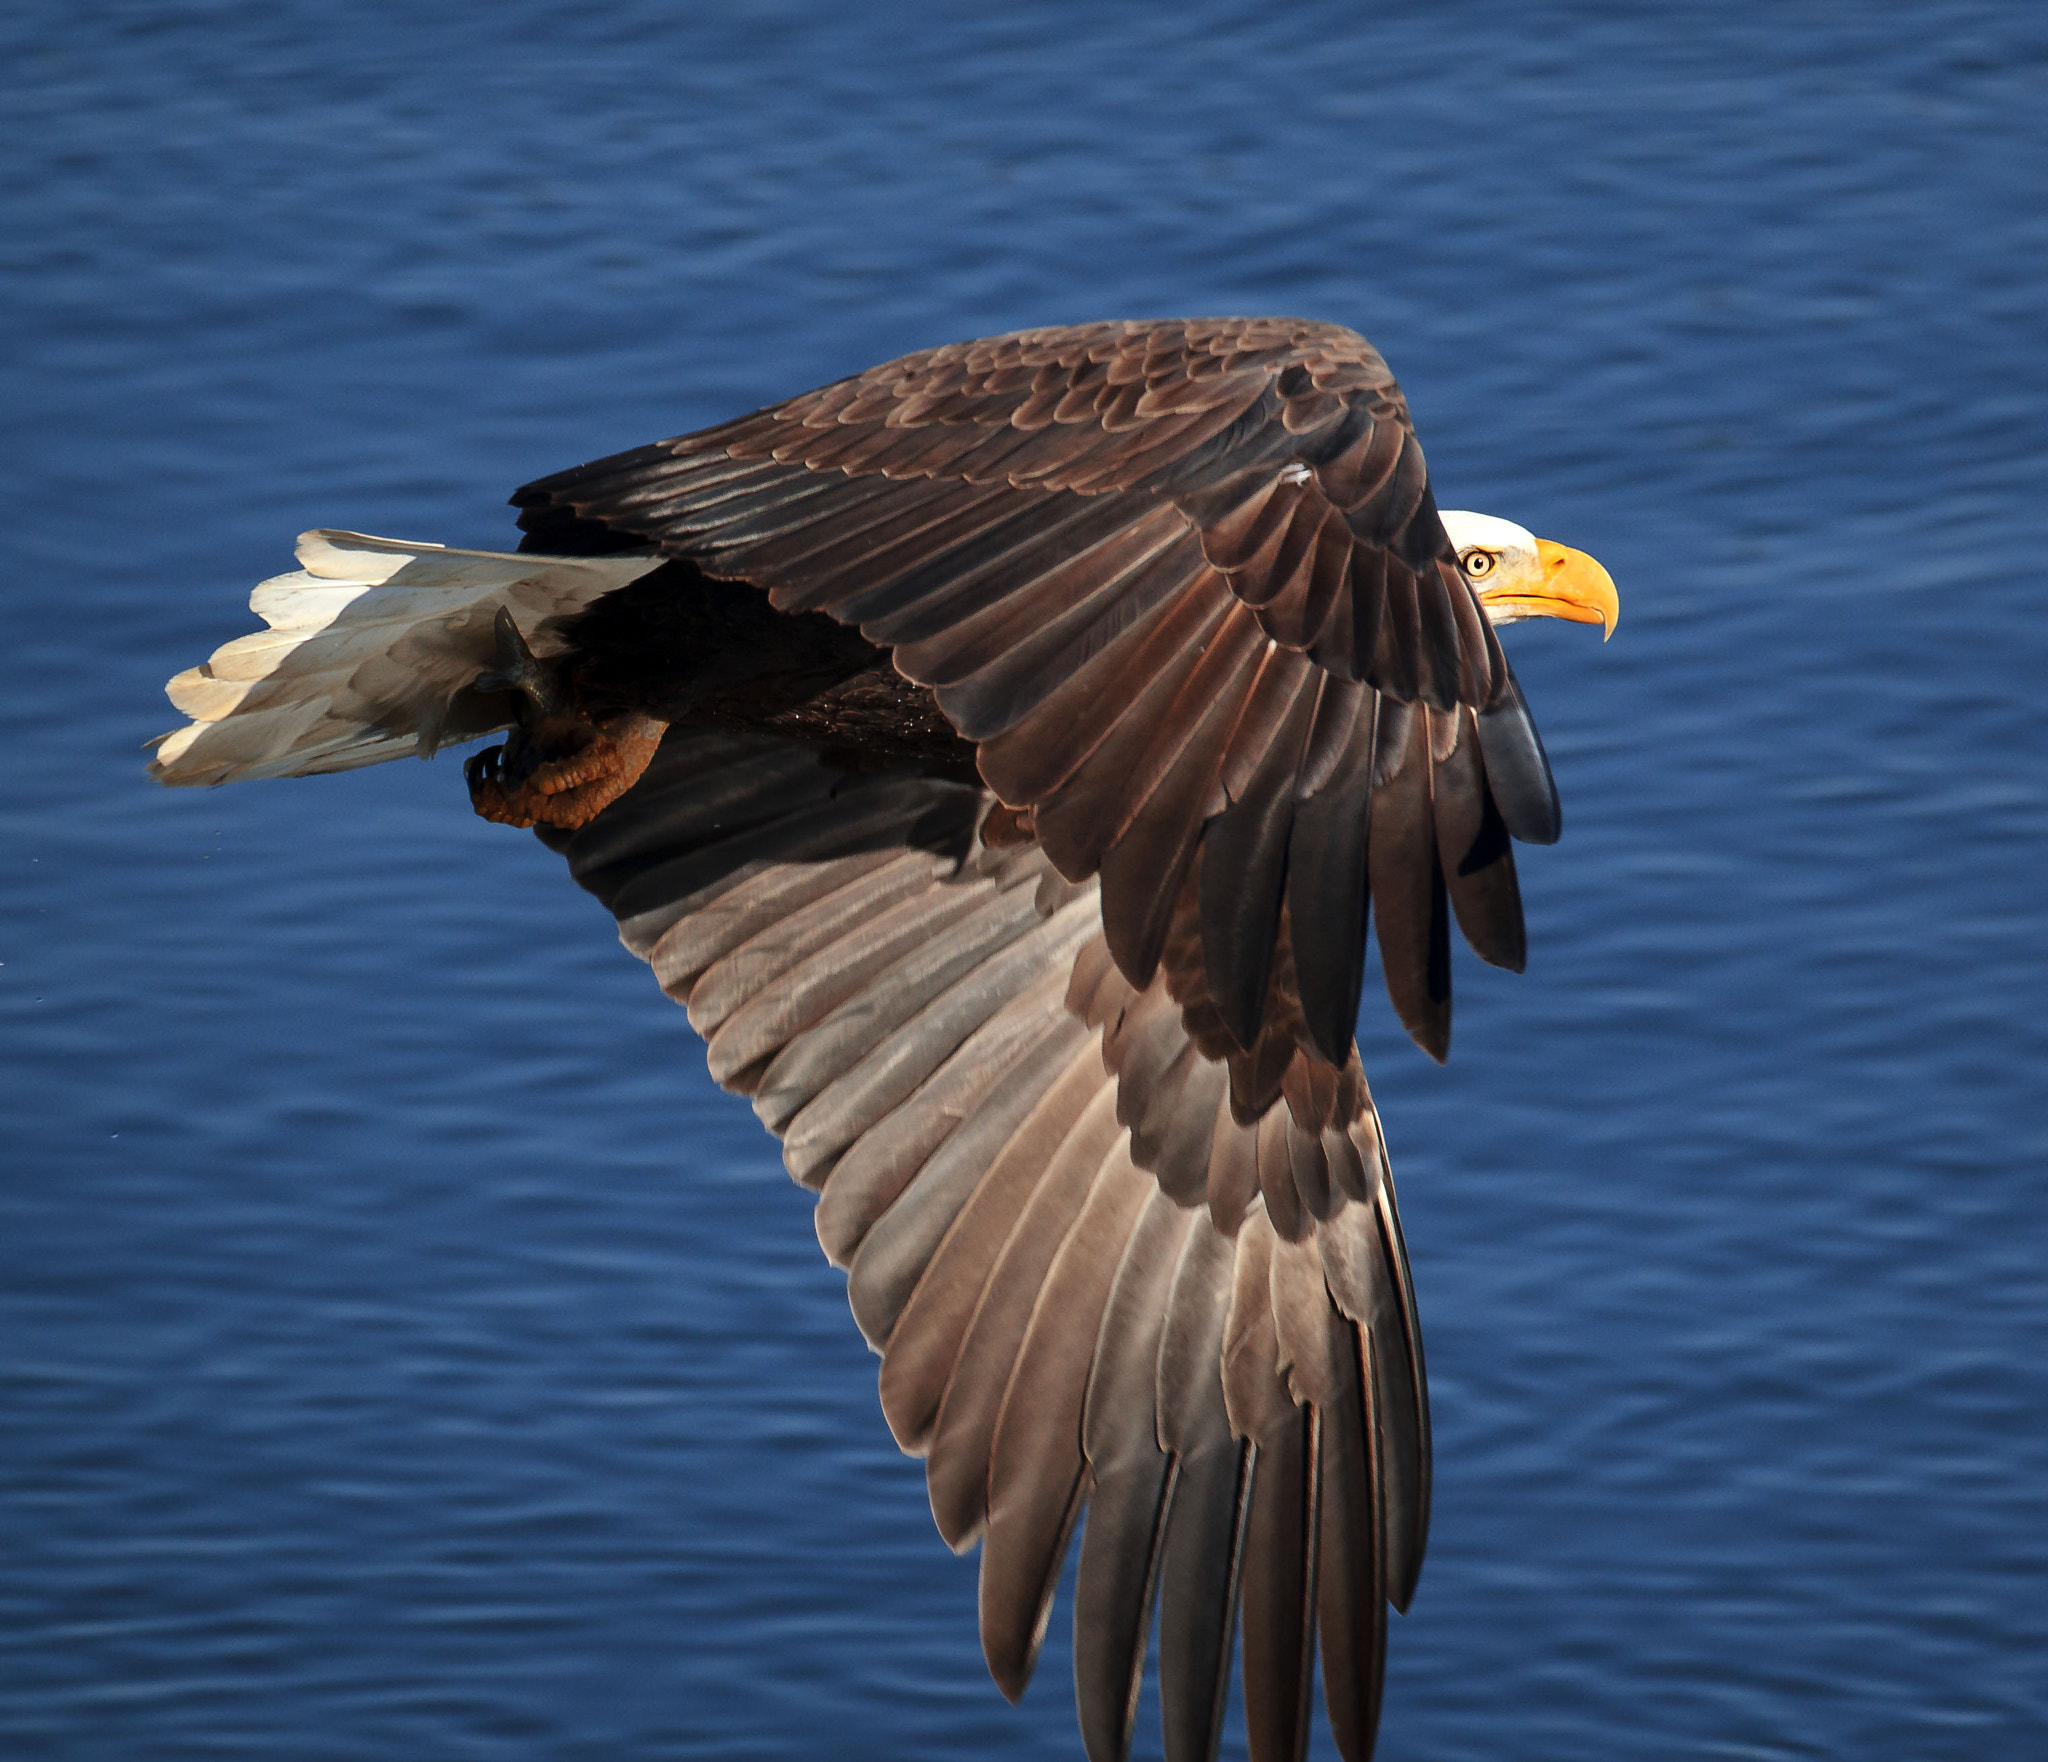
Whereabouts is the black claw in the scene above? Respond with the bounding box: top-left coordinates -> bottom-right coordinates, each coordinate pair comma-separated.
497,725 -> 538,787
473,606 -> 571,721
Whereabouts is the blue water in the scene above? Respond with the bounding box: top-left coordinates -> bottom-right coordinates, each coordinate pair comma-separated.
6,4 -> 2047,1757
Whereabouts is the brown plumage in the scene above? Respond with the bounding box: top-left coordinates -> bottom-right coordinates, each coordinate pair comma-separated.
153,317 -> 1616,1762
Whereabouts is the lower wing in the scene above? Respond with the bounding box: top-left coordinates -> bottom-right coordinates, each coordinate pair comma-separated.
154,535 -> 1432,1762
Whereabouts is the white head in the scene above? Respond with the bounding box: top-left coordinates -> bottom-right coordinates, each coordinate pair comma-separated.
1439,509 -> 1618,636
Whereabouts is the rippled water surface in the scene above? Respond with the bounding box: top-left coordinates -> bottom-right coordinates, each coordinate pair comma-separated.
6,4 -> 2048,1757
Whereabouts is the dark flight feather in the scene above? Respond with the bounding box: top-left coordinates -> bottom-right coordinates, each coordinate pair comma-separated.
1473,655 -> 1562,845
1430,706 -> 1527,973
981,1143 -> 1153,1698
1074,1192 -> 1194,1762
1366,702 -> 1453,1062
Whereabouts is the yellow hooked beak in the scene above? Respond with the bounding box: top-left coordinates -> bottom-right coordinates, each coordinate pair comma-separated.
1479,540 -> 1620,638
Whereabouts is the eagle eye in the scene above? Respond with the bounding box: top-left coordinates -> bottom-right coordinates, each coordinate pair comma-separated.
1461,549 -> 1498,579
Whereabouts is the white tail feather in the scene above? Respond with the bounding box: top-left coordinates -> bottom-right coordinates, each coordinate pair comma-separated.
151,531 -> 664,786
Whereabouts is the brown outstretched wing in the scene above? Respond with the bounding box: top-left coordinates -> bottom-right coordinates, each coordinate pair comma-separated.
513,318 -> 1533,1063
541,725 -> 1429,1762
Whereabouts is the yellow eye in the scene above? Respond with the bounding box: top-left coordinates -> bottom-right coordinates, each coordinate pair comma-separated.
1461,550 -> 1497,579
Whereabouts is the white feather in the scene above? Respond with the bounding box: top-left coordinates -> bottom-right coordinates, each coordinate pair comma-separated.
1437,509 -> 1538,555
151,531 -> 664,787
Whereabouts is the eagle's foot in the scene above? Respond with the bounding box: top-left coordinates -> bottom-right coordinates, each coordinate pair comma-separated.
464,608 -> 666,831
465,715 -> 665,829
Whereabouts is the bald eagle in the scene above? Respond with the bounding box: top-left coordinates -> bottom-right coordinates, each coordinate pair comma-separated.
153,319 -> 1616,1762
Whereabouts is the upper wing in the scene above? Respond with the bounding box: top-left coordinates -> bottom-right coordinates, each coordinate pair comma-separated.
517,318 -> 1501,708
513,318 -> 1539,1063
543,724 -> 1429,1762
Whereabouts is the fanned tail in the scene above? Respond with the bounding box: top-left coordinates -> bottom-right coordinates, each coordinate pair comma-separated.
150,530 -> 662,786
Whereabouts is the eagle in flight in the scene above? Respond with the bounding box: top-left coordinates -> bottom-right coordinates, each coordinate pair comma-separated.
154,318 -> 1616,1762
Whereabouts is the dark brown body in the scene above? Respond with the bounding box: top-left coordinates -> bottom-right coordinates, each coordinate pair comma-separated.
562,555 -> 983,786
